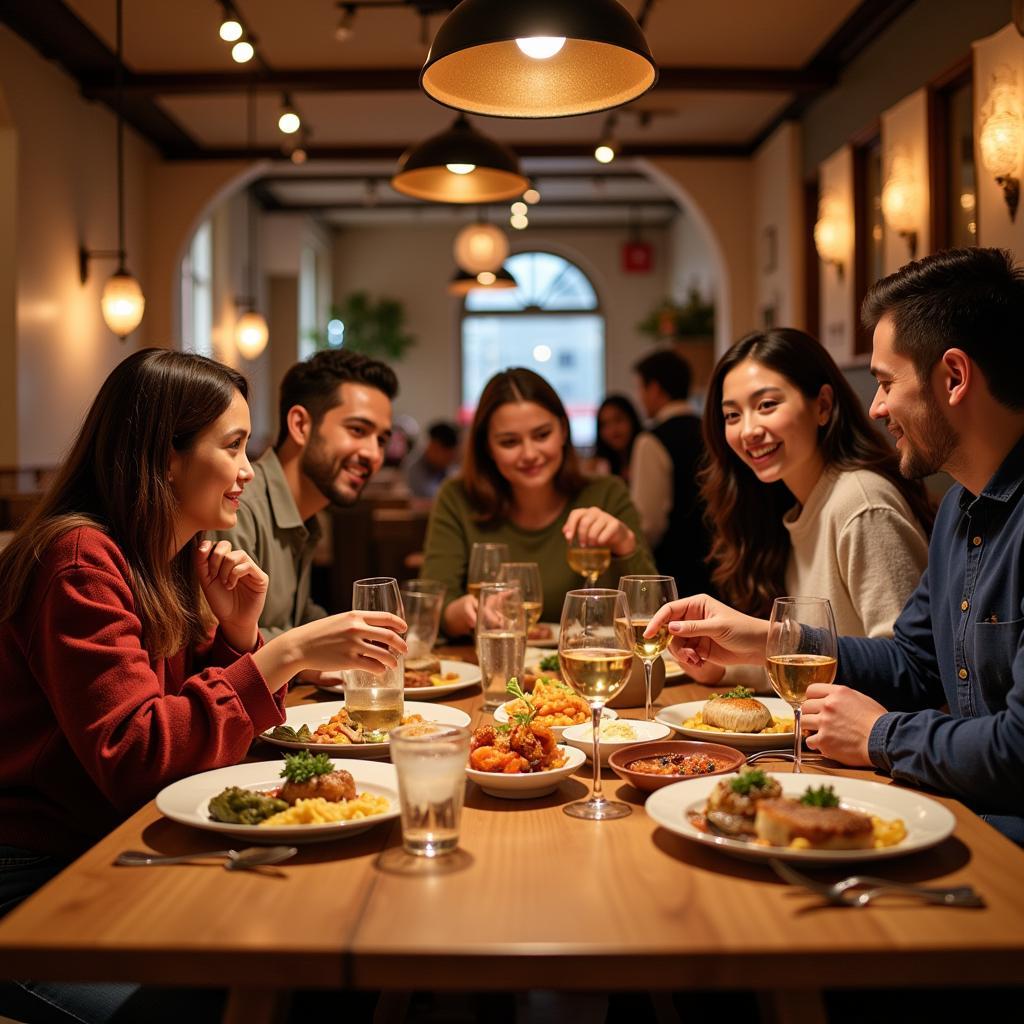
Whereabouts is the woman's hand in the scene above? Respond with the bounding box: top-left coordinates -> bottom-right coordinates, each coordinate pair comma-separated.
196,539 -> 267,651
296,610 -> 408,674
563,506 -> 636,558
443,594 -> 477,638
645,593 -> 769,670
673,656 -> 726,685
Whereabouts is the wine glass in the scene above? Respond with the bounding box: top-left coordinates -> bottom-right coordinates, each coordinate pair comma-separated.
467,542 -> 510,600
498,562 -> 543,633
566,530 -> 611,588
618,575 -> 678,721
558,589 -> 634,820
764,597 -> 838,774
475,582 -> 526,711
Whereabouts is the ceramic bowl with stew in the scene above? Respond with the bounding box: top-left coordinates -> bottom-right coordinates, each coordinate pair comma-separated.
608,740 -> 745,793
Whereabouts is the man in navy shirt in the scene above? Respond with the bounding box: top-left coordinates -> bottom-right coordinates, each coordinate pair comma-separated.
649,247 -> 1024,843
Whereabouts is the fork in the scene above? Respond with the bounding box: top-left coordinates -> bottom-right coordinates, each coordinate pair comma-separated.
770,858 -> 985,908
115,846 -> 297,870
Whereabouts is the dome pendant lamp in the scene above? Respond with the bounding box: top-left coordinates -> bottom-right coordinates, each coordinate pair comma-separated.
392,114 -> 528,203
421,0 -> 657,119
448,266 -> 518,296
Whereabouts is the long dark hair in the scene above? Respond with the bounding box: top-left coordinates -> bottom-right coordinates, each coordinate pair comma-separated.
0,349 -> 248,657
701,328 -> 934,617
461,367 -> 586,524
594,394 -> 642,477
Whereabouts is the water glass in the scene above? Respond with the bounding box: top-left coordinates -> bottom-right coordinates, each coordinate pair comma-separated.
475,581 -> 526,710
497,562 -> 543,630
400,579 -> 446,658
347,576 -> 405,732
389,723 -> 471,858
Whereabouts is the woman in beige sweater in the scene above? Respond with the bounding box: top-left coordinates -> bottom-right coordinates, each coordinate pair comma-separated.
686,327 -> 934,686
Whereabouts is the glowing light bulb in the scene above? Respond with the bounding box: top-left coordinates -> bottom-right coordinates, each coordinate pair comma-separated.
510,201 -> 528,216
515,37 -> 566,59
219,19 -> 242,42
100,272 -> 145,338
510,213 -> 529,230
231,40 -> 254,63
446,163 -> 476,175
523,188 -> 540,205
476,271 -> 496,285
278,111 -> 301,134
235,311 -> 269,359
594,144 -> 616,164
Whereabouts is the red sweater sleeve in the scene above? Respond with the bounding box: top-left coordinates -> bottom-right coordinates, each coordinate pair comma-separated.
24,549 -> 286,813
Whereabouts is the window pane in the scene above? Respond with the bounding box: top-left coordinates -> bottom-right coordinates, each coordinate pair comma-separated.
465,251 -> 597,312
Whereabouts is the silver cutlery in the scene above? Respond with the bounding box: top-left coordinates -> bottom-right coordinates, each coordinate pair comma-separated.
770,858 -> 985,908
115,846 -> 297,870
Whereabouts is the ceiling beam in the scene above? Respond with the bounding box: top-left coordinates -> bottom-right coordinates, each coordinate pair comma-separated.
78,64 -> 835,100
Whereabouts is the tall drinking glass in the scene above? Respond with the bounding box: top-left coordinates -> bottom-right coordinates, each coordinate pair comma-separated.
347,577 -> 405,733
400,579 -> 446,658
765,597 -> 838,773
497,562 -> 543,632
618,575 -> 678,720
467,542 -> 510,600
475,582 -> 526,711
558,589 -> 633,820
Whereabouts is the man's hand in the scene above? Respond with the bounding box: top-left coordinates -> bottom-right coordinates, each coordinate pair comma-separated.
801,684 -> 887,767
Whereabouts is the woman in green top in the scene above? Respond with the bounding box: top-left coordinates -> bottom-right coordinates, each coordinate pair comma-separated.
423,368 -> 655,637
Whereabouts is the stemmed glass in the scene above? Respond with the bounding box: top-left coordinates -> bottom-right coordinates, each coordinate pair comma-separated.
618,575 -> 678,721
764,597 -> 838,773
566,532 -> 611,588
467,542 -> 510,600
558,589 -> 634,820
498,562 -> 543,632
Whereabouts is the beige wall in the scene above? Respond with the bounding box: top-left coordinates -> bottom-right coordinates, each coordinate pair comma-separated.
817,145 -> 856,363
0,80 -> 16,464
331,220 -> 673,430
753,122 -> 805,331
880,88 -> 931,273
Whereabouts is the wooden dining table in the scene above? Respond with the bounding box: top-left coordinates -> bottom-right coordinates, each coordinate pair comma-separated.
1,652 -> 1023,1024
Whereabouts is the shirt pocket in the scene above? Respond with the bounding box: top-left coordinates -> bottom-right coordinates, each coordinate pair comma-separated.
972,616 -> 1024,713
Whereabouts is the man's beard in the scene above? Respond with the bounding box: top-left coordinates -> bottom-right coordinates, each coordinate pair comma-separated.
300,437 -> 363,507
897,389 -> 958,480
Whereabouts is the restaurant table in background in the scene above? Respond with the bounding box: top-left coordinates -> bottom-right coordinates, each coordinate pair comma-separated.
1,651 -> 1022,1024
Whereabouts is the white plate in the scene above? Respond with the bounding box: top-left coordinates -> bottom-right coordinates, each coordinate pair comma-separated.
657,698 -> 795,752
261,700 -> 471,759
645,772 -> 956,864
525,622 -> 560,648
466,744 -> 585,799
493,701 -> 617,741
155,759 -> 400,845
315,660 -> 480,700
562,718 -> 672,764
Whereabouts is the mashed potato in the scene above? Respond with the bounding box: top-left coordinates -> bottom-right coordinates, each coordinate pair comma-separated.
258,792 -> 390,826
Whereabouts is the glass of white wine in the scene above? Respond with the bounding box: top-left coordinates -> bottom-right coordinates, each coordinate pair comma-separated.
476,582 -> 526,711
618,575 -> 678,721
765,596 -> 838,773
566,532 -> 611,588
558,589 -> 634,820
498,562 -> 543,633
467,542 -> 510,601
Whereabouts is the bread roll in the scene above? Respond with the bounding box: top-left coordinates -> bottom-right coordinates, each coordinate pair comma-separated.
702,696 -> 772,733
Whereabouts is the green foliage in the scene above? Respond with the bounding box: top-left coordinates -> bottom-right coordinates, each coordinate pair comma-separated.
505,678 -> 538,727
315,291 -> 416,360
709,686 -> 755,702
638,287 -> 715,341
280,750 -> 334,784
799,784 -> 840,808
728,768 -> 770,795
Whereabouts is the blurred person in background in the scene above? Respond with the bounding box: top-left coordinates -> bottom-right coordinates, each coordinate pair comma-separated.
405,420 -> 460,499
592,395 -> 643,482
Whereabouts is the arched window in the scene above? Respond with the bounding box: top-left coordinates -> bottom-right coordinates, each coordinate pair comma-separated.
461,251 -> 605,446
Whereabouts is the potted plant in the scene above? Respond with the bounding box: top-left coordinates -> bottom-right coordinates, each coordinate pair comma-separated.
313,291 -> 416,360
638,288 -> 715,343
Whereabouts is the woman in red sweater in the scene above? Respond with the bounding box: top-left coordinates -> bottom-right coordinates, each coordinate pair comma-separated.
0,349 -> 406,911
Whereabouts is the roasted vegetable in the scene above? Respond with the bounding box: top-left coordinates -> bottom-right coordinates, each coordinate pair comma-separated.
279,750 -> 334,784
208,786 -> 287,825
267,723 -> 313,743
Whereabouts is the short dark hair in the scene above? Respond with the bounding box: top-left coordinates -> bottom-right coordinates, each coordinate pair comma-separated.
276,349 -> 399,446
427,421 -> 458,448
862,247 -> 1024,410
633,349 -> 692,400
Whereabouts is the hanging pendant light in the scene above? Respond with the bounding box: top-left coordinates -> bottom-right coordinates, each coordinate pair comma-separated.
448,266 -> 518,296
235,310 -> 270,359
391,114 -> 528,203
421,0 -> 657,119
453,222 -> 509,274
235,87 -> 269,360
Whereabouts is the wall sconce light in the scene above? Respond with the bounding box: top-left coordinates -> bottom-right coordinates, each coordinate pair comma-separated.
880,148 -> 920,258
813,192 -> 850,279
453,222 -> 509,274
979,65 -> 1024,222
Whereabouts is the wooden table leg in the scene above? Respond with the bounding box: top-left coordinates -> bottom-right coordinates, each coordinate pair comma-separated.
222,986 -> 291,1024
758,988 -> 828,1024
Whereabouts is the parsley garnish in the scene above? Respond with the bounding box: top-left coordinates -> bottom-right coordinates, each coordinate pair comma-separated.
280,750 -> 333,784
729,768 -> 770,795
709,686 -> 755,701
799,785 -> 840,808
505,678 -> 538,727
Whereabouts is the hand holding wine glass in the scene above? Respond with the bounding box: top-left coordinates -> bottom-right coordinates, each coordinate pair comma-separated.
765,597 -> 837,773
618,575 -> 678,720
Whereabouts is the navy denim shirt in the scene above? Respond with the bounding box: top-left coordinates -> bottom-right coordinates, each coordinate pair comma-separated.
838,432 -> 1024,845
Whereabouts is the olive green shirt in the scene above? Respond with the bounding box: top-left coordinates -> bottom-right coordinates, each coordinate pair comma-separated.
211,448 -> 327,640
422,475 -> 656,632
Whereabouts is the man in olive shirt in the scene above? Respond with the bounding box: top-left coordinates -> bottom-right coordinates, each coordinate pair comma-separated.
214,349 -> 398,640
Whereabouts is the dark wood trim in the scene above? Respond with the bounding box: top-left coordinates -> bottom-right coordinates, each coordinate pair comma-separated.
851,129 -> 880,355
804,178 -> 821,337
927,55 -> 973,251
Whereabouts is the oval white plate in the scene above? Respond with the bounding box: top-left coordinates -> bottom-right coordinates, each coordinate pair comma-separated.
315,660 -> 481,700
493,701 -> 617,741
261,700 -> 471,759
466,744 -> 585,799
562,718 -> 672,764
525,622 -> 560,648
156,759 -> 400,845
645,772 -> 956,864
657,698 -> 794,752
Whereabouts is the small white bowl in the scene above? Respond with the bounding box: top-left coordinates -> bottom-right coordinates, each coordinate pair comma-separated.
492,702 -> 617,742
561,719 -> 672,765
465,745 -> 585,799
